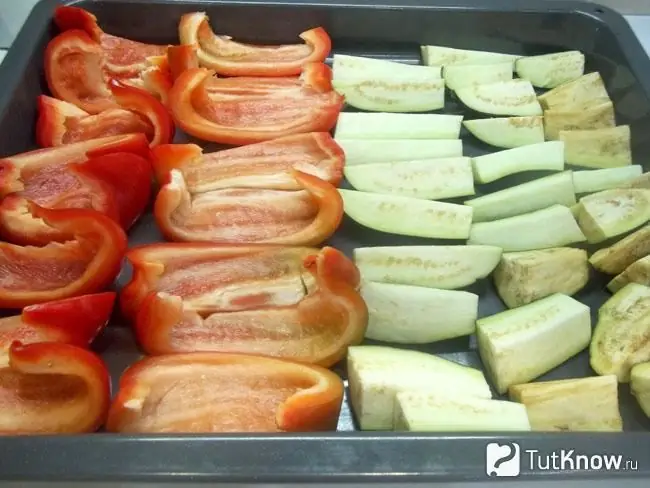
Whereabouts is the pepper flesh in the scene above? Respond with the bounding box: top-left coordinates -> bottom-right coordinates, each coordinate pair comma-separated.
0,342 -> 110,434
178,12 -> 331,77
36,79 -> 174,147
44,29 -> 171,113
0,203 -> 127,309
154,169 -> 343,245
106,352 -> 344,433
121,244 -> 367,366
0,137 -> 151,245
168,65 -> 343,144
0,293 -> 115,349
150,132 -> 344,190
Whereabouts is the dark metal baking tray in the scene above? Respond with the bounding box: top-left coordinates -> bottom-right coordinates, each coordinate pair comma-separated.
0,0 -> 649,482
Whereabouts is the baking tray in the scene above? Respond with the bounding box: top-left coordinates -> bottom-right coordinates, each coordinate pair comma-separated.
0,0 -> 649,482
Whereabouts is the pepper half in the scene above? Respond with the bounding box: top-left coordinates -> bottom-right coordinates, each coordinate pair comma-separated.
0,136 -> 151,245
106,352 -> 344,433
120,244 -> 367,366
0,293 -> 116,348
168,64 -> 343,144
36,79 -> 174,147
150,132 -> 344,190
0,342 -> 110,434
178,12 -> 331,77
153,169 -> 343,245
0,203 -> 127,309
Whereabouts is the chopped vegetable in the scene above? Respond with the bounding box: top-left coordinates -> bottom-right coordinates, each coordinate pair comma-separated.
345,157 -> 475,200
106,352 -> 344,433
339,189 -> 473,239
353,245 -> 502,289
538,72 -> 610,110
631,363 -> 650,417
607,255 -> 650,293
347,345 -> 491,430
494,248 -> 589,308
122,245 -> 367,366
515,51 -> 585,88
573,165 -> 642,194
560,125 -> 632,168
590,283 -> 650,382
590,225 -> 650,274
332,55 -> 444,112
443,62 -> 513,91
468,205 -> 586,252
335,112 -> 463,140
575,189 -> 650,244
178,12 -> 331,76
421,45 -> 519,66
456,79 -> 542,116
470,141 -> 564,183
361,281 -> 478,344
336,139 -> 462,165
465,171 -> 576,222
509,375 -> 623,431
395,391 -> 530,431
464,116 -> 545,148
477,293 -> 591,394
543,101 -> 616,140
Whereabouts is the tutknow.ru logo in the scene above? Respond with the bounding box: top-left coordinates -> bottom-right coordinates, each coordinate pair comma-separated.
486,442 -> 639,477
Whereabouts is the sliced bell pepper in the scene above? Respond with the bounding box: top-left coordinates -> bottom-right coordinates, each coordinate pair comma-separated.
0,140 -> 151,245
150,132 -> 344,191
105,351 -> 344,433
0,203 -> 127,309
54,6 -> 168,79
0,293 -> 115,349
153,169 -> 343,245
36,80 -> 174,147
120,244 -> 367,366
45,29 -> 172,114
0,342 -> 110,434
168,65 -> 343,145
178,12 -> 331,77
167,45 -> 199,82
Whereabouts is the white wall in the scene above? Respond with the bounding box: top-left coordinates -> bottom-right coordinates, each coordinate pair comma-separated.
0,0 -> 41,48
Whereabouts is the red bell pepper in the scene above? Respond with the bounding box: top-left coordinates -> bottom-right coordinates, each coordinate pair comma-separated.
167,45 -> 199,82
44,29 -> 172,114
168,64 -> 343,145
150,132 -> 344,191
178,12 -> 331,77
36,80 -> 174,147
153,169 -> 343,245
0,136 -> 151,245
0,203 -> 127,309
120,244 -> 367,366
0,342 -> 110,434
105,352 -> 344,433
54,6 -> 168,79
0,293 -> 115,349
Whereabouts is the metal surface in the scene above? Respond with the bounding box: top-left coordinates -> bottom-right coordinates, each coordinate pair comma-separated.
0,0 -> 649,482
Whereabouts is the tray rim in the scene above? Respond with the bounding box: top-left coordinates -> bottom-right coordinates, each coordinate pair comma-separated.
0,0 -> 649,482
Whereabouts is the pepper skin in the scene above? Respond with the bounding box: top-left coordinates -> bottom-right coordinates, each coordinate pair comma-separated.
168,64 -> 343,145
0,203 -> 127,309
150,132 -> 344,190
120,244 -> 367,366
0,342 -> 110,434
0,293 -> 116,349
153,169 -> 343,245
106,352 -> 344,433
178,12 -> 331,77
0,136 -> 151,245
36,79 -> 174,147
